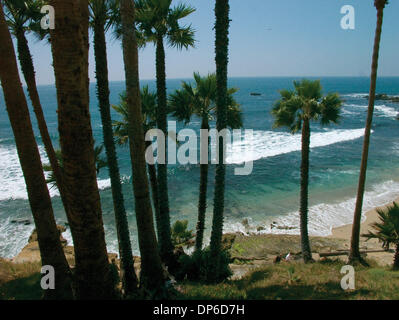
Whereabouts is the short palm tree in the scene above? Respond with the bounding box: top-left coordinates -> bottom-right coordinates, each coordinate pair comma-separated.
272,79 -> 342,263
135,0 -> 196,268
112,86 -> 162,240
363,202 -> 399,270
43,144 -> 108,189
349,0 -> 389,265
170,72 -> 243,252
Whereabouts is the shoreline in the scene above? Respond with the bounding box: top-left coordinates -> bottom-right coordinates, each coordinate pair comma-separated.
330,196 -> 399,240
2,195 -> 398,266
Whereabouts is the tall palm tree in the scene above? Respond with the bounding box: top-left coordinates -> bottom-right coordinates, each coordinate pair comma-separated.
207,0 -> 230,282
3,0 -> 70,217
349,0 -> 388,265
170,72 -> 243,252
112,87 -> 162,240
363,202 -> 399,270
0,3 -> 72,300
135,0 -> 196,267
89,0 -> 138,296
272,79 -> 342,263
49,0 -> 115,299
119,0 -> 165,296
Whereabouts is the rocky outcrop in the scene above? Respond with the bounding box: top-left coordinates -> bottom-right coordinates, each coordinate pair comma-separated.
11,226 -> 119,266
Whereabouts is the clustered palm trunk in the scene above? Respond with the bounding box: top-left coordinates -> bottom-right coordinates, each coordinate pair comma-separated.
195,118 -> 210,252
155,35 -> 175,266
50,0 -> 115,299
300,118 -> 313,262
349,0 -> 387,265
0,5 -> 73,300
92,8 -> 138,297
13,20 -> 70,219
208,0 -> 230,282
120,0 -> 165,295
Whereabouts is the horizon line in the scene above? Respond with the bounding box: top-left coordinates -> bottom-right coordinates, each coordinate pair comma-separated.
30,75 -> 399,87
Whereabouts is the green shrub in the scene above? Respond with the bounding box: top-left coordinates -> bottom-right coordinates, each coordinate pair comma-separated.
171,220 -> 195,247
177,247 -> 232,283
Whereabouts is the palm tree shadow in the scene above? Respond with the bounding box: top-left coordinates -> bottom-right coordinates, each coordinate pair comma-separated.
0,273 -> 42,300
244,282 -> 370,300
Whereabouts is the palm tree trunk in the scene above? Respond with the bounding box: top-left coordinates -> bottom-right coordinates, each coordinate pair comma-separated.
155,34 -> 175,268
93,20 -> 138,296
349,0 -> 386,265
120,0 -> 165,295
195,118 -> 210,252
209,0 -> 230,282
14,30 -> 70,219
393,244 -> 399,271
300,118 -> 313,263
50,0 -> 115,299
146,141 -> 161,241
0,6 -> 72,300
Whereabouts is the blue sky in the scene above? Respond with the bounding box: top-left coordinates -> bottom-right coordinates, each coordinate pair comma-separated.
19,0 -> 399,85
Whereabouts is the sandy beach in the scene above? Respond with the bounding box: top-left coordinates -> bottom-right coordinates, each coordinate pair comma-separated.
329,196 -> 399,266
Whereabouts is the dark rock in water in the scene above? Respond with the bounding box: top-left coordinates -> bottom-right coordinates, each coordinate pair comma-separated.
10,219 -> 31,225
270,222 -> 296,230
28,225 -> 67,246
365,93 -> 399,103
250,92 -> 262,96
257,226 -> 265,232
241,218 -> 250,228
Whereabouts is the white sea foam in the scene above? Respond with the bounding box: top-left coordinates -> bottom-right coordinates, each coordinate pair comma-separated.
344,104 -> 398,119
0,217 -> 35,259
224,180 -> 399,237
342,93 -> 368,99
225,128 -> 366,164
0,143 -> 113,201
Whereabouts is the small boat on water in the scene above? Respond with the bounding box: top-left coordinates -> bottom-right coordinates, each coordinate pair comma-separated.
250,92 -> 262,96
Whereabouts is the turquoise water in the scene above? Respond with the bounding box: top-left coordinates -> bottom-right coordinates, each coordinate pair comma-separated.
1,77 -> 399,258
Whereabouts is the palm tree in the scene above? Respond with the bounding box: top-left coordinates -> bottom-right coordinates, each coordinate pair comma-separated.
49,0 -> 115,299
3,0 -> 70,218
207,0 -> 230,282
43,143 -> 108,188
135,0 -> 196,267
272,79 -> 342,263
363,202 -> 399,270
119,0 -> 165,296
170,72 -> 243,252
112,87 -> 162,241
89,0 -> 138,296
0,4 -> 72,300
349,0 -> 389,265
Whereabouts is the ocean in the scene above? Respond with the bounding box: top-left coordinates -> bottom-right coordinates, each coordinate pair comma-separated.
1,76 -> 399,258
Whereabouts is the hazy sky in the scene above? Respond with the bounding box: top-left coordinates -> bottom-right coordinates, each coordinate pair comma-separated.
18,0 -> 399,85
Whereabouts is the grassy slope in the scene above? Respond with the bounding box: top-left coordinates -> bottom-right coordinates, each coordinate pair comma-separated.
177,260 -> 399,300
1,233 -> 397,300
